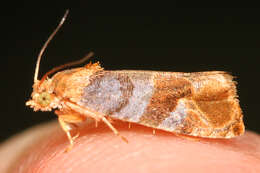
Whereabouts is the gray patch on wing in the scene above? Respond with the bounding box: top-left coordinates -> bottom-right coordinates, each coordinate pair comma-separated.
158,100 -> 187,131
111,77 -> 154,122
81,75 -> 125,114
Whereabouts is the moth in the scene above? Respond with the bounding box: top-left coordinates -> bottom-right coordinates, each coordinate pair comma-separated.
26,11 -> 245,150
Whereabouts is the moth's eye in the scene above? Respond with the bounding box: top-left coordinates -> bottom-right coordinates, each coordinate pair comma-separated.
37,92 -> 51,107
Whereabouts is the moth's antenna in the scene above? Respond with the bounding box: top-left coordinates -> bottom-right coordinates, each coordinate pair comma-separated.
39,52 -> 94,86
34,10 -> 69,83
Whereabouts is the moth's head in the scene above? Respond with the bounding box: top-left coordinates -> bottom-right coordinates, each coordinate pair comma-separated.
26,10 -> 94,112
26,79 -> 59,111
26,11 -> 70,112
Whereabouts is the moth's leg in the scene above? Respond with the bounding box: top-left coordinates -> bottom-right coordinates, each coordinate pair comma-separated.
101,116 -> 128,143
55,110 -> 85,151
58,117 -> 76,151
65,101 -> 128,143
65,101 -> 103,121
95,120 -> 98,127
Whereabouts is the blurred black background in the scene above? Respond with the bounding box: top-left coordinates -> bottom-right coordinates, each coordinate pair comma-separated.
3,3 -> 260,142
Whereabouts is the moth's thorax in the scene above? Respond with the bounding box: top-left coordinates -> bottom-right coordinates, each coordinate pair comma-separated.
50,64 -> 103,102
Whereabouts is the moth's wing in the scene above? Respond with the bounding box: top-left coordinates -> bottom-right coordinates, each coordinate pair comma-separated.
78,70 -> 244,138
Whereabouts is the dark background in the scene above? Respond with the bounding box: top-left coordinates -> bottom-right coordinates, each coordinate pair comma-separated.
3,3 -> 260,142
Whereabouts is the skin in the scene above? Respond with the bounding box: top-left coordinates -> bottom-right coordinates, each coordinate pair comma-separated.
0,120 -> 260,173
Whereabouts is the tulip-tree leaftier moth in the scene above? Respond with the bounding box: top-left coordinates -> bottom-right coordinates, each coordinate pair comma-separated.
26,10 -> 245,151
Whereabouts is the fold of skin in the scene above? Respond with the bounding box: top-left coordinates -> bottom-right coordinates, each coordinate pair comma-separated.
1,120 -> 260,173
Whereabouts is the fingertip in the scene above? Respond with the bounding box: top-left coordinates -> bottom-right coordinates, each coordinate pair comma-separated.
3,120 -> 260,173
